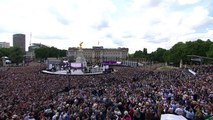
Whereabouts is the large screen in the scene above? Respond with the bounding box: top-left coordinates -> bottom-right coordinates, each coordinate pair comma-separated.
71,63 -> 82,68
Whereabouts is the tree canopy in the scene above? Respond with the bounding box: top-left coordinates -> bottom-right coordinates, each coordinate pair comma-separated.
34,46 -> 67,60
0,47 -> 24,65
130,39 -> 213,65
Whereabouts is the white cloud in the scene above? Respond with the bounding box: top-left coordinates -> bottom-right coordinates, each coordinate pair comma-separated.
0,0 -> 212,53
177,0 -> 200,5
181,6 -> 209,29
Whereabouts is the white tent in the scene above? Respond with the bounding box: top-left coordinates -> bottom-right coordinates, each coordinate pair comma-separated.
161,114 -> 187,120
5,60 -> 11,64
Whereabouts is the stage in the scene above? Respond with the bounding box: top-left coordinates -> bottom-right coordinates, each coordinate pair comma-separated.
42,69 -> 104,76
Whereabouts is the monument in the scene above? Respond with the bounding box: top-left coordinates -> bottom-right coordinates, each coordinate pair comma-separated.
75,42 -> 87,69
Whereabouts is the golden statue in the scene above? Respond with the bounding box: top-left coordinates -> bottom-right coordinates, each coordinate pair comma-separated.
79,42 -> 83,49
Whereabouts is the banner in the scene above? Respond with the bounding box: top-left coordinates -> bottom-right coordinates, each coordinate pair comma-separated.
161,114 -> 187,120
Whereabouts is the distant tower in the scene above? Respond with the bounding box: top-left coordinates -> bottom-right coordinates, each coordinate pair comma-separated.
13,33 -> 26,53
29,32 -> 32,46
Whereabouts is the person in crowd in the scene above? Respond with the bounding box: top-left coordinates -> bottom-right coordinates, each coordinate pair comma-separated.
122,111 -> 132,120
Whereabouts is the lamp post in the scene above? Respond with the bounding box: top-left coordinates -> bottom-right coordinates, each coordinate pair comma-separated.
68,67 -> 71,89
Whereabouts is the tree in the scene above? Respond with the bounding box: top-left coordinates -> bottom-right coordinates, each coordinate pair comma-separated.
131,39 -> 213,65
0,47 -> 24,65
35,47 -> 48,60
163,50 -> 171,62
165,42 -> 187,65
207,44 -> 213,57
59,50 -> 67,57
0,48 -> 10,57
133,50 -> 145,58
9,47 -> 23,65
35,46 -> 67,60
48,47 -> 59,57
150,48 -> 167,62
185,39 -> 212,57
143,48 -> 148,55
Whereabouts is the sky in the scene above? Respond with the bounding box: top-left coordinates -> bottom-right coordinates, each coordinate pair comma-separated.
0,0 -> 213,53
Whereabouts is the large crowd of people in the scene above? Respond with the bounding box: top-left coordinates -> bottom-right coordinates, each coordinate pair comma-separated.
0,62 -> 212,120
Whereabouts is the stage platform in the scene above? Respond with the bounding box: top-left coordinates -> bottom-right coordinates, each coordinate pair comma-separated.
42,69 -> 104,76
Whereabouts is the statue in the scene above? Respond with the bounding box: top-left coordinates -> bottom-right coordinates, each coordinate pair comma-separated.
79,42 -> 83,49
76,41 -> 87,69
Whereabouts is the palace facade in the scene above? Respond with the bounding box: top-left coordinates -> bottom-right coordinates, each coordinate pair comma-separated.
67,46 -> 129,63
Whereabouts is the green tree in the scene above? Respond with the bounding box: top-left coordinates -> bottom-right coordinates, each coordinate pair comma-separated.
166,42 -> 187,65
151,48 -> 167,62
35,47 -> 48,60
163,50 -> 171,62
35,46 -> 67,60
9,47 -> 24,65
59,50 -> 67,57
207,44 -> 213,57
0,48 -> 10,57
185,40 -> 210,56
0,47 -> 24,65
48,47 -> 59,57
133,50 -> 145,58
143,48 -> 148,55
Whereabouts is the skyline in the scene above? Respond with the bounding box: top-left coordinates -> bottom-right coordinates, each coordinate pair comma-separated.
0,0 -> 213,53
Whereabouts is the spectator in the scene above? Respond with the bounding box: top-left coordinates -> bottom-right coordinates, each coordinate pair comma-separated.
122,111 -> 132,120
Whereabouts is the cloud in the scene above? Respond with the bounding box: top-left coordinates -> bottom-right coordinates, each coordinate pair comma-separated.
0,28 -> 7,33
94,20 -> 109,30
177,0 -> 200,5
143,31 -> 171,44
128,0 -> 162,11
122,34 -> 135,39
48,7 -> 70,26
34,35 -> 68,40
0,0 -> 212,53
106,34 -> 113,38
112,39 -> 125,46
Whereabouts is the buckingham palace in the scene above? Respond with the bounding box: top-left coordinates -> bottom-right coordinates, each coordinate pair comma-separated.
67,46 -> 129,64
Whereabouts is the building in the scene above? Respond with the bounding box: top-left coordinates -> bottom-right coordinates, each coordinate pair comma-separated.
28,43 -> 47,52
0,42 -> 10,48
26,43 -> 47,60
67,46 -> 129,64
13,34 -> 25,53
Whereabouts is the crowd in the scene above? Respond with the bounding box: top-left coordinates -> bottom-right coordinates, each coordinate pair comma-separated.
0,62 -> 212,120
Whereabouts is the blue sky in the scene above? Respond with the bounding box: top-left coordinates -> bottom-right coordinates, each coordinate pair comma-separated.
0,0 -> 213,53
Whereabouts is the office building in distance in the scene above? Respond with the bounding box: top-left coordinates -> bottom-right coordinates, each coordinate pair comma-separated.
0,42 -> 10,48
13,33 -> 26,53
